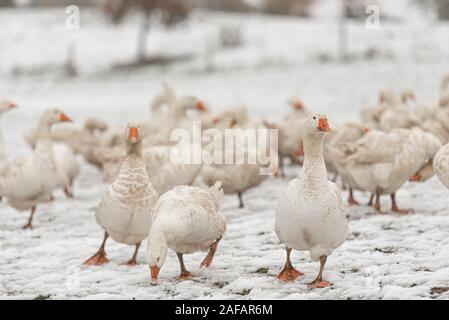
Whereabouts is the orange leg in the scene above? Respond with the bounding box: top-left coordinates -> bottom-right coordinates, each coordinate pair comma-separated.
200,237 -> 222,268
308,256 -> 331,289
83,231 -> 109,266
176,253 -> 192,280
238,192 -> 244,208
348,188 -> 360,206
123,242 -> 141,266
391,193 -> 414,214
22,207 -> 36,230
278,248 -> 304,282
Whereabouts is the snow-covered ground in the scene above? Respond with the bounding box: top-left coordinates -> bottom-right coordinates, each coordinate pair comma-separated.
1,3 -> 449,299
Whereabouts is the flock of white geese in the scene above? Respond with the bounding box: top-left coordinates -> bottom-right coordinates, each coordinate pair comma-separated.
1,75 -> 449,288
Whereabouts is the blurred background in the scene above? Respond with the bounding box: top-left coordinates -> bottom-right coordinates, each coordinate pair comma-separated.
1,0 -> 449,155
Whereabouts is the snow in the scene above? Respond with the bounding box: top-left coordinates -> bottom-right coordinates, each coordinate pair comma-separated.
1,3 -> 449,300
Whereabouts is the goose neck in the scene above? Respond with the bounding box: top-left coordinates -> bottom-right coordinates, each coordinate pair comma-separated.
302,134 -> 328,185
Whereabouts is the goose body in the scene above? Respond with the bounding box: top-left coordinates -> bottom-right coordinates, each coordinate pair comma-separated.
275,114 -> 348,287
201,144 -> 270,208
0,109 -> 72,228
337,128 -> 441,212
147,182 -> 226,284
84,124 -> 158,266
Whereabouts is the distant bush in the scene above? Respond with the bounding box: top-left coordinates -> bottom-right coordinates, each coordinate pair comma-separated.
0,0 -> 14,7
263,0 -> 316,16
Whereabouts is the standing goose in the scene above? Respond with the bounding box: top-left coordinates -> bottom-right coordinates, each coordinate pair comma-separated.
84,124 -> 158,266
275,114 -> 348,288
338,128 -> 441,213
0,109 -> 72,229
147,182 -> 226,284
0,100 -> 18,160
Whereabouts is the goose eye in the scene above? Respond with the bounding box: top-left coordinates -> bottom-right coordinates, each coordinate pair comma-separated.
157,257 -> 160,263
313,116 -> 316,120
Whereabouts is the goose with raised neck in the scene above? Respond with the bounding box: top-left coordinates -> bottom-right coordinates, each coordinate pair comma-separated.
0,109 -> 72,229
275,114 -> 348,288
84,124 -> 158,266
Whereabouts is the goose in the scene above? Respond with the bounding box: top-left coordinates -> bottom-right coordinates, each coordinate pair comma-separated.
201,142 -> 277,208
336,128 -> 441,213
323,122 -> 370,204
284,96 -> 310,122
433,142 -> 449,189
84,124 -> 158,266
0,109 -> 72,229
143,144 -> 202,194
270,98 -> 311,176
147,182 -> 226,284
0,100 -> 18,160
25,118 -> 108,153
275,114 -> 348,288
360,90 -> 401,129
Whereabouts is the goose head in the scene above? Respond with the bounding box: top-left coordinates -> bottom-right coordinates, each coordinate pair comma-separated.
178,96 -> 208,112
288,97 -> 305,110
401,90 -> 416,105
302,114 -> 332,139
40,109 -> 72,126
0,100 -> 18,115
125,123 -> 142,145
147,230 -> 168,285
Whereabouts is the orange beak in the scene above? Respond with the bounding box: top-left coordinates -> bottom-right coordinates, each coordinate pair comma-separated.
8,102 -> 18,109
294,101 -> 304,110
317,117 -> 331,132
129,127 -> 139,140
229,118 -> 238,128
60,112 -> 72,122
295,145 -> 303,157
150,266 -> 160,285
273,166 -> 280,177
363,127 -> 371,133
409,173 -> 421,182
196,101 -> 208,112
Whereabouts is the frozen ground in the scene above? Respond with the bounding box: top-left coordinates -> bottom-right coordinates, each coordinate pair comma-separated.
1,5 -> 449,300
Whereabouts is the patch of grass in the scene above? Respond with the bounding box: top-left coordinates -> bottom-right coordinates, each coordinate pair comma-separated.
33,294 -> 51,300
213,281 -> 229,289
374,247 -> 397,254
254,267 -> 269,274
431,287 -> 449,295
237,288 -> 252,296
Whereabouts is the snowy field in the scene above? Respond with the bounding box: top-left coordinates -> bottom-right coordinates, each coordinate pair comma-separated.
1,4 -> 449,299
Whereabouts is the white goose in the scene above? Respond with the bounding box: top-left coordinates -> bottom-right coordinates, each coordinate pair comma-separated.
201,143 -> 276,208
84,124 -> 158,266
275,114 -> 348,288
147,182 -> 226,284
0,100 -> 18,160
0,109 -> 72,229
143,144 -> 202,194
323,122 -> 370,204
337,128 -> 441,213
